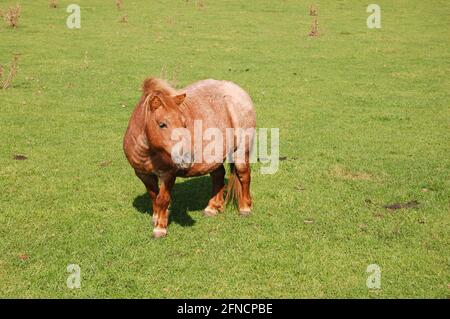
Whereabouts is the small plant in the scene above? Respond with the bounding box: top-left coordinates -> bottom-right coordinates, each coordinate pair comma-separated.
82,51 -> 89,70
309,16 -> 319,37
4,4 -> 21,28
165,16 -> 174,26
119,15 -> 128,23
308,5 -> 319,37
1,54 -> 20,90
159,66 -> 179,88
171,70 -> 178,88
160,65 -> 168,81
196,0 -> 206,9
49,0 -> 58,8
116,0 -> 124,10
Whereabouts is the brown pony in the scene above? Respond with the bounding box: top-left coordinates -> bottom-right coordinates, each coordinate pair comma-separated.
123,77 -> 256,238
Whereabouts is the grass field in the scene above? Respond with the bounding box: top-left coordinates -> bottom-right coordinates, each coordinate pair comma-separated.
0,0 -> 449,298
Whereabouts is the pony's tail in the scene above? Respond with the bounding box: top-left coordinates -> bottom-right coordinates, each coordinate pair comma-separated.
224,163 -> 242,208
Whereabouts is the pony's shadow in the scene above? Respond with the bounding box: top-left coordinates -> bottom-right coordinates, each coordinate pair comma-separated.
132,176 -> 212,227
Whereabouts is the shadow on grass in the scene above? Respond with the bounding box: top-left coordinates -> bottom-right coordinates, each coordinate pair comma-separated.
133,176 -> 212,227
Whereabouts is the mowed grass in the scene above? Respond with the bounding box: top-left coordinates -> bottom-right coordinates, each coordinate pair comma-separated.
0,0 -> 449,298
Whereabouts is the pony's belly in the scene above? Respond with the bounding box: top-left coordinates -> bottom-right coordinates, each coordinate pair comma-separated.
178,162 -> 223,177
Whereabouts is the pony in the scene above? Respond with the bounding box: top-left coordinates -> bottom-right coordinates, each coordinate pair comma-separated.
123,77 -> 256,237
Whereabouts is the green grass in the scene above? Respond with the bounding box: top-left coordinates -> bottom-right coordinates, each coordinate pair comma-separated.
0,0 -> 449,298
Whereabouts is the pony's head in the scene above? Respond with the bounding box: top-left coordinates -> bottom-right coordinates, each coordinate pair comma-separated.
141,78 -> 191,169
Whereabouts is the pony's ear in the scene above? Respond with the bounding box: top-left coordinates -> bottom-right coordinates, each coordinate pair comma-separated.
147,95 -> 162,111
173,93 -> 186,106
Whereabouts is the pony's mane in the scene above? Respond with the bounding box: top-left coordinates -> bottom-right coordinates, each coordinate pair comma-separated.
142,77 -> 177,97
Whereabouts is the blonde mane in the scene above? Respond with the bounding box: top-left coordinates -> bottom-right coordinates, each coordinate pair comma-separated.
141,77 -> 192,113
142,77 -> 177,97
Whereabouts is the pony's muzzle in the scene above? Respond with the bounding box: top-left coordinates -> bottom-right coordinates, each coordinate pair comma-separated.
171,144 -> 193,169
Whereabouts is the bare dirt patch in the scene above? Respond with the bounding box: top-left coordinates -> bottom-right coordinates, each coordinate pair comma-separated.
13,154 -> 27,160
384,200 -> 419,210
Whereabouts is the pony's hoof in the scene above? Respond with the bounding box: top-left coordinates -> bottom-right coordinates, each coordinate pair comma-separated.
152,227 -> 167,238
239,208 -> 251,216
203,207 -> 218,217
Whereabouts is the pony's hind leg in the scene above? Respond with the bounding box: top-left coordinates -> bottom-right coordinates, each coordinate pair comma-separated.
204,165 -> 226,216
235,161 -> 252,216
135,171 -> 159,226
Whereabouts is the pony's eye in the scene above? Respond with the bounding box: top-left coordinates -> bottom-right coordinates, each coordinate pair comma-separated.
158,122 -> 167,129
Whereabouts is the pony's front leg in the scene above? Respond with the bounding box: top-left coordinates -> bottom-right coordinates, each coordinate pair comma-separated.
204,165 -> 226,216
135,171 -> 159,226
153,174 -> 176,238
